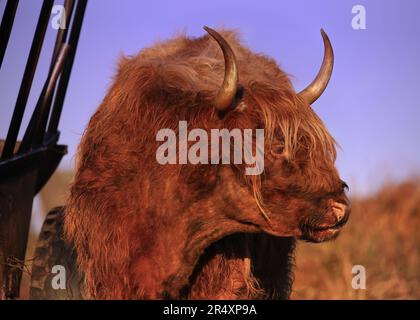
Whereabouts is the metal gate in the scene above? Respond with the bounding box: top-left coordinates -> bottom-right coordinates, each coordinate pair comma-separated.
0,0 -> 87,299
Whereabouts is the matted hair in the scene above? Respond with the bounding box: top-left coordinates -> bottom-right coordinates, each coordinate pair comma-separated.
65,29 -> 337,298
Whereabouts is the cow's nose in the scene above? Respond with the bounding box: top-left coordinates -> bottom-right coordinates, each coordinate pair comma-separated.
341,180 -> 349,191
332,201 -> 347,222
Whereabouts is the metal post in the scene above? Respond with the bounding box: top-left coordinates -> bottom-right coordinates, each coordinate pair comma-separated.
0,0 -> 19,69
1,0 -> 54,159
47,0 -> 87,135
19,0 -> 76,153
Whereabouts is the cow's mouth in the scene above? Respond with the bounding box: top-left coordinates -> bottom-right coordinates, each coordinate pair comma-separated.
300,214 -> 349,243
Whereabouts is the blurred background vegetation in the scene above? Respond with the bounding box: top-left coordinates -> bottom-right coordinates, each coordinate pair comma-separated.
292,179 -> 420,299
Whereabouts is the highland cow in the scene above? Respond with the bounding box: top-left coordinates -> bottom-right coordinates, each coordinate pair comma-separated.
64,27 -> 350,299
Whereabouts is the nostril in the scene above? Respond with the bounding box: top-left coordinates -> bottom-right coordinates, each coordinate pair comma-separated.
332,202 -> 346,222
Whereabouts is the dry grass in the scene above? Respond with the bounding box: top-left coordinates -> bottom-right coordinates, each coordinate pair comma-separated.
291,179 -> 420,299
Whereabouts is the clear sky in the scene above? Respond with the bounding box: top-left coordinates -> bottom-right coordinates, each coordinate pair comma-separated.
1,0 -> 419,195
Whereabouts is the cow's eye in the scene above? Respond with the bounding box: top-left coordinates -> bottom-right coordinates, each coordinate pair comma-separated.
270,143 -> 284,157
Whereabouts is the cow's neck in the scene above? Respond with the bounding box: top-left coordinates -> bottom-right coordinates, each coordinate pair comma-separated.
187,233 -> 296,299
131,167 -> 281,299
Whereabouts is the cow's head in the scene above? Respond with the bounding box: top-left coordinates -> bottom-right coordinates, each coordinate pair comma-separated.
201,27 -> 350,243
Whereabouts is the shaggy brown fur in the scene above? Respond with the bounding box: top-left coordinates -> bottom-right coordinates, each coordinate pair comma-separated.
64,29 -> 350,299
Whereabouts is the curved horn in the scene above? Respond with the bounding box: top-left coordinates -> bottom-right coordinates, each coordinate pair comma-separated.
298,29 -> 334,105
204,26 -> 239,111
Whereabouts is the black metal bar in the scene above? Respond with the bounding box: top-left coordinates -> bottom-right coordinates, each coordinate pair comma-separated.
51,0 -> 74,65
32,44 -> 70,145
19,0 -> 76,153
1,0 -> 54,159
0,0 -> 19,69
47,0 -> 87,134
18,44 -> 70,153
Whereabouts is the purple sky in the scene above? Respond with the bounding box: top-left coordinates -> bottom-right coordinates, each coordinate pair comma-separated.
1,0 -> 420,195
